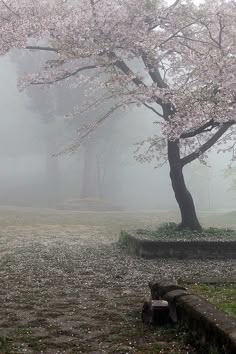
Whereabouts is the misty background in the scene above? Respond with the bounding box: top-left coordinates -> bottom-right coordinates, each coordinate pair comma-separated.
0,52 -> 235,212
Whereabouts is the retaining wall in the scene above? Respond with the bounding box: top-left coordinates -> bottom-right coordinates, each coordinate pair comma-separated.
149,281 -> 236,353
122,233 -> 236,259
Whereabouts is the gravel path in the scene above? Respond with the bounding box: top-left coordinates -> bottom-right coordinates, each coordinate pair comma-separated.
0,208 -> 235,353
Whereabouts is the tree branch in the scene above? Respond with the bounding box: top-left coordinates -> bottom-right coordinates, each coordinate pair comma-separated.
217,13 -> 224,49
142,54 -> 168,89
141,53 -> 176,119
181,120 -> 236,139
30,65 -> 100,85
168,0 -> 181,9
59,102 -> 128,155
141,102 -> 164,118
174,35 -> 218,47
79,103 -> 124,141
159,22 -> 196,47
200,21 -> 220,48
109,52 -> 165,109
180,119 -> 215,138
0,13 -> 10,21
0,0 -> 20,17
181,123 -> 234,166
146,0 -> 180,31
110,52 -> 146,87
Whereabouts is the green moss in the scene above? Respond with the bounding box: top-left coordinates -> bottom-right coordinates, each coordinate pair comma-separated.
137,222 -> 236,241
0,337 -> 13,354
189,283 -> 236,318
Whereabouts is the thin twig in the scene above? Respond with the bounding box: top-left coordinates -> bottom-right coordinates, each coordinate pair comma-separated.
0,0 -> 20,17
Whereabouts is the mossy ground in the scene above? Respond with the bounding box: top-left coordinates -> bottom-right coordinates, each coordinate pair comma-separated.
189,283 -> 236,318
131,222 -> 236,241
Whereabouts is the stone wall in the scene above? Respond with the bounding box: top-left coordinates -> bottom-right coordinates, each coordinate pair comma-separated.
121,233 -> 236,259
148,281 -> 236,353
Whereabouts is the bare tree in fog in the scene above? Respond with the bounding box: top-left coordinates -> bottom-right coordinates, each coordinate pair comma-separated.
13,50 -> 125,204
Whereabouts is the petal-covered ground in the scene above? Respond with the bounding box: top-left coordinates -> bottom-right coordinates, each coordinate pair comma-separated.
0,207 -> 235,353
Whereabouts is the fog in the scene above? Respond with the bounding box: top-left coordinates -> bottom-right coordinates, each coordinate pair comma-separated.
0,53 -> 235,212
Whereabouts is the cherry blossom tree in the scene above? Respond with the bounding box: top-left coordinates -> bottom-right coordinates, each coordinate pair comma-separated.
1,0 -> 236,230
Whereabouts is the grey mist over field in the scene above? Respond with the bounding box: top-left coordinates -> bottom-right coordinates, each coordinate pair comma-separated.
0,53 -> 235,212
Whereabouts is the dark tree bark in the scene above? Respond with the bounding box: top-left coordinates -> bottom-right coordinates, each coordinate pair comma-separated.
168,140 -> 202,231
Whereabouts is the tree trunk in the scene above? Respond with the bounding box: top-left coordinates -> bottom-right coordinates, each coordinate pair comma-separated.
168,140 -> 202,231
45,139 -> 61,206
80,141 -> 100,199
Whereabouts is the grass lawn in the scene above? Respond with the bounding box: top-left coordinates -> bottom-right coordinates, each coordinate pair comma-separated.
189,283 -> 236,318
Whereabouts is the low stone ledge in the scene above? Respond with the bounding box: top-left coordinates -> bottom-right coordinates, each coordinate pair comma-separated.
176,294 -> 236,353
122,233 -> 236,259
148,281 -> 236,353
178,277 -> 236,284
